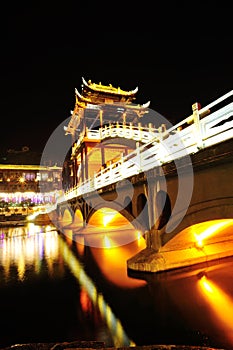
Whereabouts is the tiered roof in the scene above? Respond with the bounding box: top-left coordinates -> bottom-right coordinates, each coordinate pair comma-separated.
64,77 -> 150,136
76,77 -> 139,106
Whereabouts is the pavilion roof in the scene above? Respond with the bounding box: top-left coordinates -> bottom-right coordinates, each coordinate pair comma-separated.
64,77 -> 151,136
81,76 -> 138,98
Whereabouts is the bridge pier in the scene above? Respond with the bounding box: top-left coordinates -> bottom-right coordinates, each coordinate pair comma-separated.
127,177 -> 164,272
144,178 -> 161,252
145,228 -> 161,252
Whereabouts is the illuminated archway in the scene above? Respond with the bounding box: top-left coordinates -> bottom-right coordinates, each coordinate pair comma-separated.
73,208 -> 83,225
82,207 -> 145,248
163,219 -> 233,251
88,207 -> 133,229
61,209 -> 73,226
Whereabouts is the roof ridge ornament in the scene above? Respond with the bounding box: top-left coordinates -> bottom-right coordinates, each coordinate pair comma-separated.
75,88 -> 91,103
141,101 -> 150,108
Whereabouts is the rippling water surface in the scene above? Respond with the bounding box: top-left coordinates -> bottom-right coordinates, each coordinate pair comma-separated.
1,221 -> 233,349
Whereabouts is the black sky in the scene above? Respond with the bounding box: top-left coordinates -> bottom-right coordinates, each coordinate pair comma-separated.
1,1 -> 232,155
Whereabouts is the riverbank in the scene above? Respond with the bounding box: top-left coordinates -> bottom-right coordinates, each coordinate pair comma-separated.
0,212 -> 53,227
0,341 -> 225,350
0,220 -> 28,227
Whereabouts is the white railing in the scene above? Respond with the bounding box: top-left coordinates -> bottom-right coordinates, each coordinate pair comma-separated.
71,123 -> 161,155
60,90 -> 233,203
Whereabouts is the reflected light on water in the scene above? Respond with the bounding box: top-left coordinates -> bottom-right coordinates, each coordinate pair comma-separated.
63,229 -> 73,246
90,233 -> 147,288
198,275 -> 233,344
64,206 -> 147,288
0,225 -> 60,281
58,236 -> 135,347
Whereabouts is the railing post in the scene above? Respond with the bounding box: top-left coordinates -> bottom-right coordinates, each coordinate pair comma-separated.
192,102 -> 204,149
99,126 -> 102,139
160,123 -> 167,140
158,125 -> 164,142
104,124 -> 107,138
148,123 -> 153,133
116,121 -> 119,136
110,123 -> 113,137
123,121 -> 126,137
129,122 -> 133,138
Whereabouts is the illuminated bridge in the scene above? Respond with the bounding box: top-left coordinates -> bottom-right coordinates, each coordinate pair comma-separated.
48,83 -> 233,273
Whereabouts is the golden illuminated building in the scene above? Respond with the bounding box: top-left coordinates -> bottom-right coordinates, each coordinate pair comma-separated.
64,77 -> 150,188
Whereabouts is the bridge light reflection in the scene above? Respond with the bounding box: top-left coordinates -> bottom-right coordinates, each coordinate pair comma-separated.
90,236 -> 147,288
59,236 -> 135,347
198,275 -> 233,344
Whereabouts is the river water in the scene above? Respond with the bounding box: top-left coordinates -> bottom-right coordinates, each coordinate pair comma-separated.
1,221 -> 233,350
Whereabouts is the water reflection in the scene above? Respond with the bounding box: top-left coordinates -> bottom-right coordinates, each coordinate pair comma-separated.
1,221 -> 233,349
0,224 -> 58,282
63,226 -> 147,288
198,274 -> 233,345
138,257 -> 233,350
0,222 -> 137,347
59,236 -> 135,347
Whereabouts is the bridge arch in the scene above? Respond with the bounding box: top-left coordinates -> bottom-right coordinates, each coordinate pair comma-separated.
163,218 -> 233,251
86,203 -> 142,231
73,208 -> 84,225
175,196 -> 233,234
61,208 -> 73,226
156,141 -> 233,247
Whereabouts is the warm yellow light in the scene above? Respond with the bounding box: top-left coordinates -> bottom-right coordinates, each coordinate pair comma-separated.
89,207 -> 133,229
19,177 -> 25,183
198,275 -> 233,344
27,212 -> 39,221
194,220 -> 232,247
103,235 -> 112,248
201,276 -> 214,293
103,212 -> 116,227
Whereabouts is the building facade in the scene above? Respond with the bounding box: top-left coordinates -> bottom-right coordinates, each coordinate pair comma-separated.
63,77 -> 151,189
0,164 -> 62,207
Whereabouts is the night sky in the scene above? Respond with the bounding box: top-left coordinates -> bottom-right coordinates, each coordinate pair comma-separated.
1,1 -> 232,157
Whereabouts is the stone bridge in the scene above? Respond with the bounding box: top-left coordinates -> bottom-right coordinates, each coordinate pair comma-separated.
50,91 -> 233,272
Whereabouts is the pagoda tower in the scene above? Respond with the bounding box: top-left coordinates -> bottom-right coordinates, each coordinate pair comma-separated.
63,77 -> 150,189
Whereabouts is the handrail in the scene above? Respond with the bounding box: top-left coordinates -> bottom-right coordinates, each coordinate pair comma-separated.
71,122 -> 161,157
199,90 -> 233,114
59,91 -> 233,203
